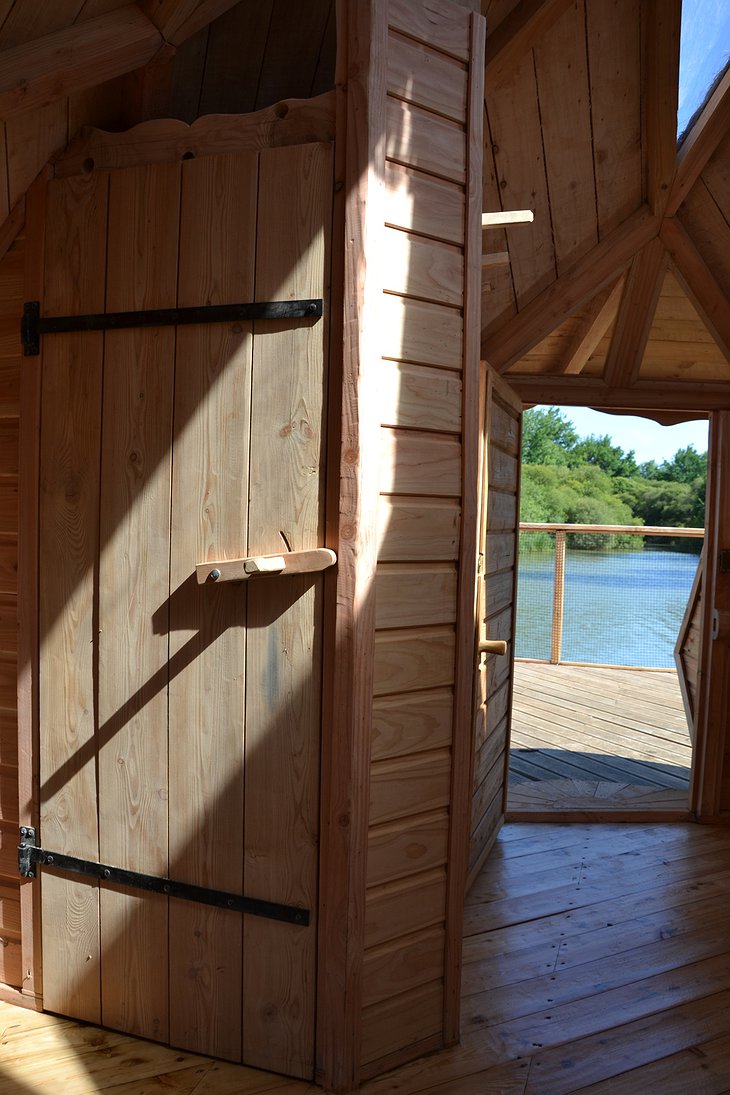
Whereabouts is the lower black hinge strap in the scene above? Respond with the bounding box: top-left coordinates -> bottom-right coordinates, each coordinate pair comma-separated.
22,298 -> 323,356
18,827 -> 308,927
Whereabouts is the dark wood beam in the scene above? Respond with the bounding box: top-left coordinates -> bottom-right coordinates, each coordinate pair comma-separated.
0,5 -> 163,119
0,196 -> 24,264
667,65 -> 730,216
661,217 -> 730,361
603,238 -> 666,388
485,0 -> 572,87
139,0 -> 244,46
645,0 -> 682,216
558,278 -> 624,375
507,375 -> 730,411
483,205 -> 660,372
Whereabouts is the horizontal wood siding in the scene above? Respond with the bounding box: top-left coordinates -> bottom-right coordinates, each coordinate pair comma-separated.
361,0 -> 483,1074
0,235 -> 20,990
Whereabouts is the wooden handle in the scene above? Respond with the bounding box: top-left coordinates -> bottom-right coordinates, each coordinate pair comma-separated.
479,639 -> 508,656
713,610 -> 730,642
196,547 -> 337,585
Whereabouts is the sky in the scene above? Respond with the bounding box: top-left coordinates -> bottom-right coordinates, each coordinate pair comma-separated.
551,3 -> 726,465
677,0 -> 730,137
552,407 -> 709,464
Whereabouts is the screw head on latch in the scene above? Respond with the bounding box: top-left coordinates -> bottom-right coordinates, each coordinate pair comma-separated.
209,569 -> 221,582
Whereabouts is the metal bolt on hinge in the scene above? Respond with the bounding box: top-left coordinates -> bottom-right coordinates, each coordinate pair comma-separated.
209,568 -> 221,582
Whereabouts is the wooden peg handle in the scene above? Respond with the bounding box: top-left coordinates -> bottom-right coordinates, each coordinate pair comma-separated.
479,639 -> 508,656
196,547 -> 336,585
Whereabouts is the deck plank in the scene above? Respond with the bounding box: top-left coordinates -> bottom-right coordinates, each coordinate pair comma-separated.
509,662 -> 692,812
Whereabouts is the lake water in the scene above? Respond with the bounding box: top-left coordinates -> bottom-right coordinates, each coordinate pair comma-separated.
515,549 -> 701,669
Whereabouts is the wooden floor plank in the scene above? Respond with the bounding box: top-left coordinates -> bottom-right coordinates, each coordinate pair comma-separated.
569,1030 -> 730,1094
465,866 -> 730,953
525,989 -> 730,1094
5,822 -> 730,1094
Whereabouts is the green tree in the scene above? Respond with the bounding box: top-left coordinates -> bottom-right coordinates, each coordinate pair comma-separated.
521,407 -> 578,466
572,434 -> 639,478
655,445 -> 707,484
638,445 -> 707,484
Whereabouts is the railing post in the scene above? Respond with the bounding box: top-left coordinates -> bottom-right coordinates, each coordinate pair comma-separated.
551,530 -> 566,664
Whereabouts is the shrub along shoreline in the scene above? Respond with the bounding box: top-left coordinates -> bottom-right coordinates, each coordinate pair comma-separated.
520,408 -> 706,554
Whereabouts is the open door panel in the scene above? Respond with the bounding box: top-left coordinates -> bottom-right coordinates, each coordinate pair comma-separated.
468,364 -> 522,888
675,550 -> 704,743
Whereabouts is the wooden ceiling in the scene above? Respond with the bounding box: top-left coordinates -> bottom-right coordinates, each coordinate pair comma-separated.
480,0 -> 730,414
0,0 -> 727,414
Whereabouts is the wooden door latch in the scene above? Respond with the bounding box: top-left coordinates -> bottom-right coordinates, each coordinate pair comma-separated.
196,547 -> 336,585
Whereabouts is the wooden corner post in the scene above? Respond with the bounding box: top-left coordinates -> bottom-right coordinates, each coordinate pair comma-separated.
17,168 -> 50,1009
444,6 -> 486,1049
316,0 -> 387,1090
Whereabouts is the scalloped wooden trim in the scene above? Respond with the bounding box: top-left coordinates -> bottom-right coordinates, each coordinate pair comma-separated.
53,91 -> 336,177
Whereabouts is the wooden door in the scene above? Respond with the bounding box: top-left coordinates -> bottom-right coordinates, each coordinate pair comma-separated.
33,141 -> 332,1077
468,364 -> 522,886
675,550 -> 704,743
693,411 -> 730,818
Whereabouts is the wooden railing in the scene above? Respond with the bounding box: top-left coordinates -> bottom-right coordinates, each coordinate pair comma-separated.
518,522 -> 705,666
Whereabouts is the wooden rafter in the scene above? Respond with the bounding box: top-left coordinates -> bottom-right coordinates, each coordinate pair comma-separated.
558,277 -> 624,376
661,217 -> 730,361
484,0 -> 572,87
603,238 -> 667,388
0,195 -> 24,263
0,5 -> 162,120
483,205 -> 660,372
507,375 -> 730,411
667,65 -> 730,216
645,0 -> 682,216
138,0 -> 244,46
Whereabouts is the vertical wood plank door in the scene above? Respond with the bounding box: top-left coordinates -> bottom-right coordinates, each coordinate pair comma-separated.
34,142 -> 332,1078
468,365 -> 522,887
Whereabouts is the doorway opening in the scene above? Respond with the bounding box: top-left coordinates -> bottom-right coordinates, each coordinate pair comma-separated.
506,405 -> 709,817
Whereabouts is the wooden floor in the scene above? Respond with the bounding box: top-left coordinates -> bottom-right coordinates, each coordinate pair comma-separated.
5,823 -> 730,1093
508,662 -> 692,813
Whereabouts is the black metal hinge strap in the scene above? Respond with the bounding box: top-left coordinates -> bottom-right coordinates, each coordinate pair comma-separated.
21,298 -> 324,356
18,827 -> 308,927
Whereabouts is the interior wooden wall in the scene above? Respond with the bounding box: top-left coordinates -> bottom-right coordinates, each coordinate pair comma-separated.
357,0 -> 483,1077
0,231 -> 20,989
0,0 -> 336,231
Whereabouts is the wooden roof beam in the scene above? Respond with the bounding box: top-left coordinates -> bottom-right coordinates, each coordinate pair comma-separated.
0,5 -> 163,120
0,196 -> 24,264
139,0 -> 244,46
645,0 -> 682,216
667,65 -> 730,216
558,278 -> 624,376
507,375 -> 730,412
484,0 -> 573,86
483,204 -> 660,372
661,217 -> 730,361
603,238 -> 666,388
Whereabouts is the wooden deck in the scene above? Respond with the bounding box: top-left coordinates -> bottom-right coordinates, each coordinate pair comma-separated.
5,822 -> 730,1093
508,661 -> 692,814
